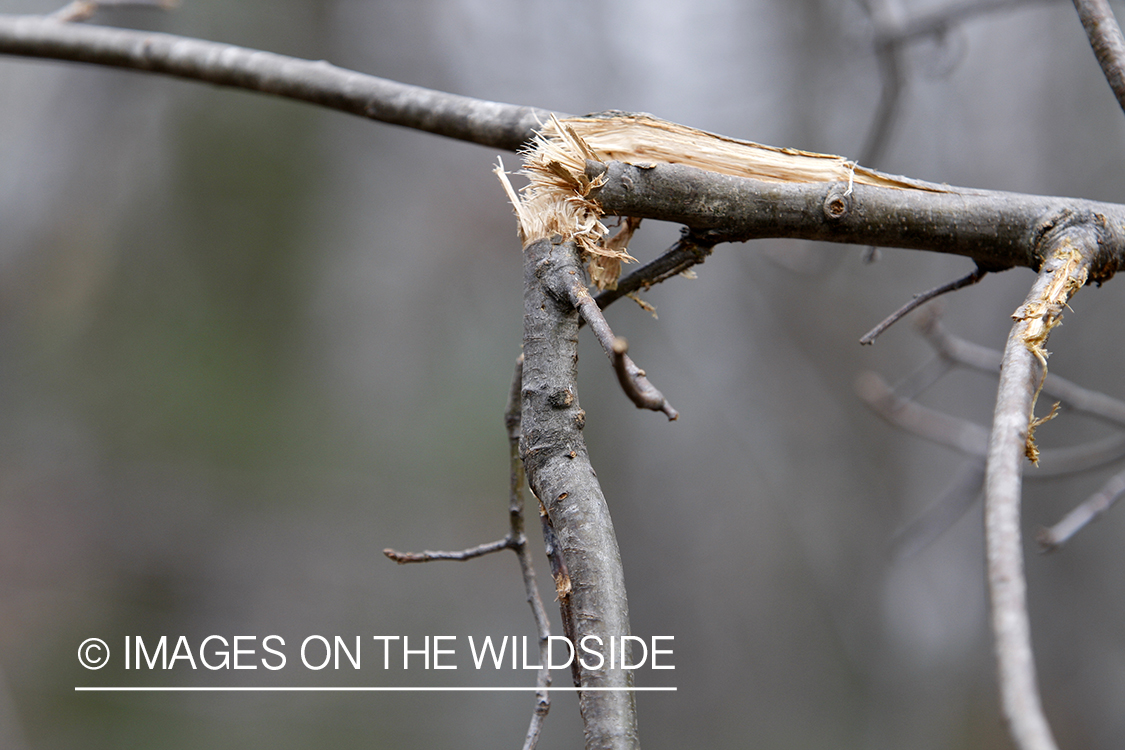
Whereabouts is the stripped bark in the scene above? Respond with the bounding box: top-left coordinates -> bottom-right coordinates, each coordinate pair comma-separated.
984,223 -> 1097,750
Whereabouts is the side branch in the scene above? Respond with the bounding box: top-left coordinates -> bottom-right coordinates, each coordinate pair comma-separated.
0,14 -> 551,151
571,286 -> 678,420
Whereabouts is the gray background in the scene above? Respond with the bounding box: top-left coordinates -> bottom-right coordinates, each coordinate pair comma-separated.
1,0 -> 1123,747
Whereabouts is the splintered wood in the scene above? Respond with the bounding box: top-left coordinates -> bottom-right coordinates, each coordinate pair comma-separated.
496,112 -> 948,289
1012,239 -> 1089,464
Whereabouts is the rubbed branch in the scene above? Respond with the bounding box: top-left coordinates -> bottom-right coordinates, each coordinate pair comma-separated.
984,224 -> 1097,750
0,14 -> 551,151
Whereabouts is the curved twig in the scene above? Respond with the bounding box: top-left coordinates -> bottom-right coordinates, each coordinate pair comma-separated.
571,285 -> 678,420
920,314 -> 1125,428
859,266 -> 986,344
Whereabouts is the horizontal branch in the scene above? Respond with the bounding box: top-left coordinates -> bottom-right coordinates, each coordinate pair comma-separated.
590,160 -> 1125,276
0,14 -> 552,151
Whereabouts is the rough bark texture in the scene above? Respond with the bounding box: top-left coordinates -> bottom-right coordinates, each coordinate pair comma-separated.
521,237 -> 638,750
591,161 -> 1125,279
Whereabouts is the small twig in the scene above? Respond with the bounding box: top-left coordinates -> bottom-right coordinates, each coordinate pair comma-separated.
383,537 -> 512,564
1038,466 -> 1125,551
860,266 -> 986,345
505,355 -> 553,750
856,370 -> 989,455
385,355 -> 553,749
571,285 -> 678,420
858,369 -> 1125,476
51,0 -> 176,23
1072,0 -> 1125,117
592,231 -> 716,311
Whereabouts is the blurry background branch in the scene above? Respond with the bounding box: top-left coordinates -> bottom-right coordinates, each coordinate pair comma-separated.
1072,0 -> 1125,115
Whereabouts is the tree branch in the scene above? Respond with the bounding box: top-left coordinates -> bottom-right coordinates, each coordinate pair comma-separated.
521,237 -> 638,750
570,286 -> 678,420
0,14 -> 552,152
1072,0 -> 1125,117
920,313 -> 1125,428
859,266 -> 986,345
1037,465 -> 1125,551
591,160 -> 1125,277
983,224 -> 1097,750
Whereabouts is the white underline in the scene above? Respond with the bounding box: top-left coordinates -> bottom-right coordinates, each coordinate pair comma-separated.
75,686 -> 676,692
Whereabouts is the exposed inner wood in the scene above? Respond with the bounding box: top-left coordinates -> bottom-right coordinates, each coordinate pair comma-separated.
559,113 -> 950,192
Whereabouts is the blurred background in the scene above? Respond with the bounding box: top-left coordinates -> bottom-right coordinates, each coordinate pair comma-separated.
1,0 -> 1124,747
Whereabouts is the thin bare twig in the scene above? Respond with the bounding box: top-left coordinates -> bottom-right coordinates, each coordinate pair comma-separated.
856,370 -> 989,455
570,285 -> 678,421
592,230 -> 715,311
385,355 -> 553,749
505,355 -> 553,750
1072,0 -> 1125,116
860,266 -> 986,344
1038,466 -> 1125,551
383,537 -> 512,564
858,370 -> 1125,475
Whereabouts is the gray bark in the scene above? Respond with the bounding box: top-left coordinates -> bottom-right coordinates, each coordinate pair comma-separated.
521,237 -> 638,750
